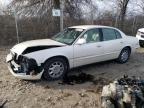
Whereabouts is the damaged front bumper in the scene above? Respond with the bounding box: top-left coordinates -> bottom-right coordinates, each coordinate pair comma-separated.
8,64 -> 43,80
6,53 -> 43,80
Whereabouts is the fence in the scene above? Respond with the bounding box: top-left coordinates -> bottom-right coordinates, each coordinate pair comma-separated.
0,15 -> 144,45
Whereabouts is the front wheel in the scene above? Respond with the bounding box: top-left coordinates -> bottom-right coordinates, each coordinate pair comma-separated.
43,58 -> 68,80
116,47 -> 131,64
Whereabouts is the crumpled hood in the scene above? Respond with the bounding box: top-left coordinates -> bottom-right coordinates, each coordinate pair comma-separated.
11,39 -> 66,55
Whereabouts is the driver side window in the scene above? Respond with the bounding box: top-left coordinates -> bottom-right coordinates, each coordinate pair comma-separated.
81,29 -> 101,43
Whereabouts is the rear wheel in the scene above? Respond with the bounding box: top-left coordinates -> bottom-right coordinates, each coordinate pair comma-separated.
43,57 -> 68,80
116,47 -> 131,64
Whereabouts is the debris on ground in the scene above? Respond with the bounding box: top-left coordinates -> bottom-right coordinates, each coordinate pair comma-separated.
1,48 -> 144,108
44,85 -> 50,89
0,100 -> 8,108
59,72 -> 94,85
79,93 -> 88,97
92,77 -> 111,85
101,75 -> 144,108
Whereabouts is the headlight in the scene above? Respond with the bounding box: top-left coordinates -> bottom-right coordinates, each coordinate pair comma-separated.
6,54 -> 13,62
137,31 -> 141,36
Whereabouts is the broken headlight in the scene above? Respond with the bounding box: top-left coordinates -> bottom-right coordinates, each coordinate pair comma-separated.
17,56 -> 39,75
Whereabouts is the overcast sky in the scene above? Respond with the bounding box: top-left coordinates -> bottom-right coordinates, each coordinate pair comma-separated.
0,0 -> 11,5
0,0 -> 11,10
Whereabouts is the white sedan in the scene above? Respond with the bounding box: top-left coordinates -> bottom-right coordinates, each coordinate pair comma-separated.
6,25 -> 139,80
136,28 -> 144,47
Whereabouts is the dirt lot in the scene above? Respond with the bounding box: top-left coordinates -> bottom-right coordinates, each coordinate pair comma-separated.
0,47 -> 144,108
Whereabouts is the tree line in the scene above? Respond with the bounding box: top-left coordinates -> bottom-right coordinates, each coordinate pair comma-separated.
0,0 -> 144,45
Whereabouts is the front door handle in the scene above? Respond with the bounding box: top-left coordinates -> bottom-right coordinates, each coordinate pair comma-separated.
97,45 -> 102,48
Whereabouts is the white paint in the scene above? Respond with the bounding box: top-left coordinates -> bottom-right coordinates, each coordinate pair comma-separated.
6,25 -> 139,80
52,9 -> 61,16
136,28 -> 144,41
11,39 -> 66,55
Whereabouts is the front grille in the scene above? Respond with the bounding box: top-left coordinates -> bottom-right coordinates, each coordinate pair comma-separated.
141,35 -> 144,38
10,62 -> 18,73
12,53 -> 19,64
11,52 -> 21,65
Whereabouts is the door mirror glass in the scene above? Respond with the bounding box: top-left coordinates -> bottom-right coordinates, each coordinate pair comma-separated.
76,38 -> 86,45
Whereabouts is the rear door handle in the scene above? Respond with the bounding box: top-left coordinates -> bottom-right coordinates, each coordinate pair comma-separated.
120,41 -> 124,44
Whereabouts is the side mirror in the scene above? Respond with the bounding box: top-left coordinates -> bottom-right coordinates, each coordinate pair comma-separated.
76,38 -> 86,45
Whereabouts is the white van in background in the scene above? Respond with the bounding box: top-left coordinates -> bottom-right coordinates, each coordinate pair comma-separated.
136,28 -> 144,47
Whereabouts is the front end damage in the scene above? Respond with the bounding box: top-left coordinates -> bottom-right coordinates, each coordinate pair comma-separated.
6,52 -> 43,80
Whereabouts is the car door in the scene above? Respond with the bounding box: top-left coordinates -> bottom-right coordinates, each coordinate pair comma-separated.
73,28 -> 104,67
100,28 -> 125,60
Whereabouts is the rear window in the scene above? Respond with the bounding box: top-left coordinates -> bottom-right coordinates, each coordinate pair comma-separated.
102,28 -> 117,41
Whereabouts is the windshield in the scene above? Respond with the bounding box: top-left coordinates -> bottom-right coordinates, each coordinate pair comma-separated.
52,28 -> 84,45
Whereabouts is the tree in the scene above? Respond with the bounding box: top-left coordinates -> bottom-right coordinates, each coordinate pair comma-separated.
9,0 -> 93,32
137,0 -> 144,15
10,0 -> 92,19
117,0 -> 130,30
0,1 -> 7,15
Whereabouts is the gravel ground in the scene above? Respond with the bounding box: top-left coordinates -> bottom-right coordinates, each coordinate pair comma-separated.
0,47 -> 144,108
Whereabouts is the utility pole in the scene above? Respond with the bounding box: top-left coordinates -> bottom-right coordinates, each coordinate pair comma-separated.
132,16 -> 137,35
53,0 -> 64,32
13,9 -> 20,43
53,0 -> 60,33
115,15 -> 118,27
90,1 -> 94,25
60,0 -> 64,31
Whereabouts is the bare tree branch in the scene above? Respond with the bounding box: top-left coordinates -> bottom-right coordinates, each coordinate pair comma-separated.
116,0 -> 130,30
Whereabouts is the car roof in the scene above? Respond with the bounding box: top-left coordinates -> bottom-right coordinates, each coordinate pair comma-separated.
69,25 -> 115,30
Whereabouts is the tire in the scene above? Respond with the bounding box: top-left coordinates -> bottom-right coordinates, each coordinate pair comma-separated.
116,47 -> 131,64
43,57 -> 68,80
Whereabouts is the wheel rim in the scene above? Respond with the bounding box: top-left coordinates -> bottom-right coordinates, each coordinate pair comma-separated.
48,61 -> 64,78
121,50 -> 129,62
